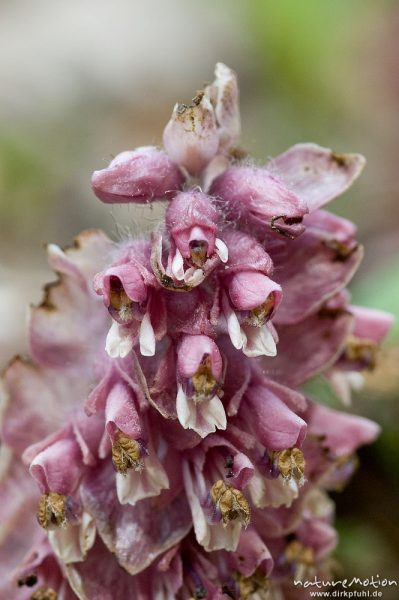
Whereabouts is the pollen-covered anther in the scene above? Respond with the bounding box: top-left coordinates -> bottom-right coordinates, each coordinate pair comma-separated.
210,479 -> 250,527
275,448 -> 306,485
236,568 -> 269,600
112,432 -> 143,475
284,540 -> 315,579
189,240 -> 208,267
37,492 -> 67,530
191,355 -> 218,402
246,295 -> 276,327
344,335 -> 378,370
30,588 -> 58,600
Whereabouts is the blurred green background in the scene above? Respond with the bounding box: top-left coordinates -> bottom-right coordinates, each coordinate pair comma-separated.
1,0 -> 398,593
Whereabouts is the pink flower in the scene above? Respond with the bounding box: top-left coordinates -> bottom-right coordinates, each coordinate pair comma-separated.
0,63 -> 392,599
92,146 -> 184,204
165,190 -> 228,283
176,334 -> 226,438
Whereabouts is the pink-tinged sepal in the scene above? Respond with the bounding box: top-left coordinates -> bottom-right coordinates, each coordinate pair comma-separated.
91,146 -> 184,204
269,142 -> 366,212
210,166 -> 308,239
163,93 -> 219,176
176,334 -> 226,438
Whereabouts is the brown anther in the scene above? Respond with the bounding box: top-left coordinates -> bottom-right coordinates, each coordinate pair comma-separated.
344,336 -> 377,370
236,569 -> 269,600
210,480 -> 250,528
37,492 -> 67,530
109,277 -> 134,322
276,448 -> 306,484
191,355 -> 218,400
112,432 -> 143,474
189,240 -> 208,267
284,540 -> 315,567
246,295 -> 275,327
324,239 -> 357,261
31,587 -> 58,600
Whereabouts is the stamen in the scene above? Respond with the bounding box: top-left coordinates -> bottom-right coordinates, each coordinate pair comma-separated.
284,540 -> 315,578
109,277 -> 134,322
112,432 -> 143,474
37,492 -> 67,530
191,355 -> 218,401
236,568 -> 269,600
30,588 -> 58,600
344,336 -> 377,370
189,240 -> 208,267
210,480 -> 250,527
246,295 -> 275,327
275,448 -> 306,485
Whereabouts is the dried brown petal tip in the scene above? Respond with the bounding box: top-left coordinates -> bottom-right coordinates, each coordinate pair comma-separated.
112,432 -> 143,474
210,479 -> 250,527
37,492 -> 67,530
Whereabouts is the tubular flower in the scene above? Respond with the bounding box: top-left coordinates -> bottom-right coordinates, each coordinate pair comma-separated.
0,63 -> 393,600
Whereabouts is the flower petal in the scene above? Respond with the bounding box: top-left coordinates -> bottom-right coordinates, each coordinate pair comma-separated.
269,143 -> 366,212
